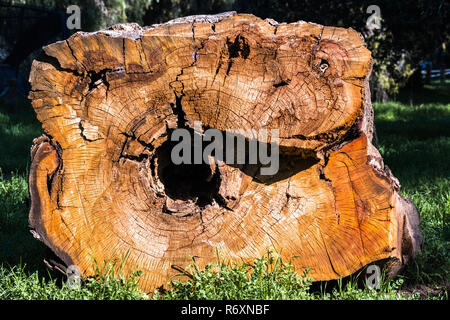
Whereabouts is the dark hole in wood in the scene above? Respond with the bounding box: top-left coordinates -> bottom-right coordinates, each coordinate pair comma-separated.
155,130 -> 220,208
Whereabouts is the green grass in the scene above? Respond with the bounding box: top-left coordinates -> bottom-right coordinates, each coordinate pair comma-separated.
0,99 -> 42,173
0,261 -> 148,300
152,252 -> 416,300
0,98 -> 50,278
0,81 -> 448,300
373,86 -> 450,290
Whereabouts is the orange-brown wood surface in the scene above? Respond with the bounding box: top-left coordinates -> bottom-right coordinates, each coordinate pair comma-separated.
28,12 -> 422,292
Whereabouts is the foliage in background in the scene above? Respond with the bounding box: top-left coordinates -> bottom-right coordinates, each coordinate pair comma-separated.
4,0 -> 150,31
142,0 -> 449,101
2,0 -> 449,101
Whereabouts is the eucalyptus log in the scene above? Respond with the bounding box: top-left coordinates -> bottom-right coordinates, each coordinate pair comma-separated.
28,12 -> 422,292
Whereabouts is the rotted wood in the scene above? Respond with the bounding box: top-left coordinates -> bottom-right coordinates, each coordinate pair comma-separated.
28,12 -> 422,292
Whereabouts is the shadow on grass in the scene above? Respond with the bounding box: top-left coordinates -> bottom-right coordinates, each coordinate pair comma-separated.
0,97 -> 59,280
0,97 -> 42,174
375,118 -> 450,184
0,172 -> 60,280
396,80 -> 450,106
374,91 -> 450,287
374,86 -> 450,188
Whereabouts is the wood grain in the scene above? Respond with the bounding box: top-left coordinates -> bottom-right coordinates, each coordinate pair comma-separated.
28,13 -> 422,292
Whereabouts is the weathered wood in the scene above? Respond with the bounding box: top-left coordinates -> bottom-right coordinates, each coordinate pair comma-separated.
28,12 -> 421,292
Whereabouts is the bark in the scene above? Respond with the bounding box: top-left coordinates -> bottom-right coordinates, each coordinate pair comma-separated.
28,12 -> 422,292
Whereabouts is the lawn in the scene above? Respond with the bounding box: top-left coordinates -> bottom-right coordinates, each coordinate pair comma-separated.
0,82 -> 448,300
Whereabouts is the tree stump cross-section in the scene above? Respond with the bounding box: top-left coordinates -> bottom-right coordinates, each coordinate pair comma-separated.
28,12 -> 422,292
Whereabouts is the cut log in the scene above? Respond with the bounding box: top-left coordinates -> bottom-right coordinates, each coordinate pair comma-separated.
28,12 -> 422,292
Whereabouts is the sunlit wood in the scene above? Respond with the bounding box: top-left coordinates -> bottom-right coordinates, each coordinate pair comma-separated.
28,13 -> 422,292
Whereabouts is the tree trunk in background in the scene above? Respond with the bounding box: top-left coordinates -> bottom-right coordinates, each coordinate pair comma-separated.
425,64 -> 432,85
28,12 -> 422,293
439,48 -> 446,84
